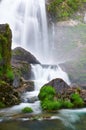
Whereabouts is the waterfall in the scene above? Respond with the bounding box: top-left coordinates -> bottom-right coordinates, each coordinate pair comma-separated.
0,0 -> 70,114
0,0 -> 49,63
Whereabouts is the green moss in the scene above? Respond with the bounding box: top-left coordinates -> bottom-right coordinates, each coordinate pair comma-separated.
38,85 -> 56,101
22,107 -> 33,113
47,0 -> 84,21
71,93 -> 84,107
41,99 -> 62,111
39,85 -> 85,111
0,24 -> 12,80
0,102 -> 5,108
63,99 -> 74,108
6,68 -> 14,81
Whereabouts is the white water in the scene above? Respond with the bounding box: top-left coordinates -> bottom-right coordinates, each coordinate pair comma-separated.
22,64 -> 70,104
0,0 -> 72,121
0,0 -> 49,62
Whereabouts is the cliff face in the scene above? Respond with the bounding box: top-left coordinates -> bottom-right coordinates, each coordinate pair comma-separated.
46,0 -> 86,22
0,24 -> 12,79
0,24 -> 20,107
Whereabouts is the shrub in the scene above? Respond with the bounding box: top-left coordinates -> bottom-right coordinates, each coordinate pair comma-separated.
22,107 -> 33,113
41,98 -> 62,111
71,93 -> 84,107
63,99 -> 74,108
38,85 -> 56,101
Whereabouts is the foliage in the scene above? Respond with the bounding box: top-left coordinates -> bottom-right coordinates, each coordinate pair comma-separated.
22,107 -> 33,113
6,68 -> 14,81
0,102 -> 5,108
38,85 -> 56,101
47,0 -> 84,20
0,54 -> 2,60
39,85 -> 85,111
71,93 -> 84,107
63,99 -> 74,108
0,24 -> 12,80
41,98 -> 62,111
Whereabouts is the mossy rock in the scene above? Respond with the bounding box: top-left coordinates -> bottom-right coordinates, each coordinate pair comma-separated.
47,0 -> 85,21
0,24 -> 13,81
0,80 -> 20,107
38,84 -> 86,112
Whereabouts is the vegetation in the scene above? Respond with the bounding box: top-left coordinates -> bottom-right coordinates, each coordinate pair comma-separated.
38,85 -> 56,101
71,93 -> 84,107
22,107 -> 33,113
41,99 -> 62,111
47,0 -> 84,21
39,85 -> 85,112
0,102 -> 5,108
6,68 -> 14,81
0,24 -> 14,81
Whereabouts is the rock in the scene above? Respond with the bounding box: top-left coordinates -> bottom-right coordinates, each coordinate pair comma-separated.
0,24 -> 12,78
22,96 -> 38,103
0,81 -> 20,107
12,47 -> 40,84
16,80 -> 34,93
12,47 -> 40,64
12,61 -> 31,80
13,75 -> 20,88
57,20 -> 79,27
43,78 -> 70,94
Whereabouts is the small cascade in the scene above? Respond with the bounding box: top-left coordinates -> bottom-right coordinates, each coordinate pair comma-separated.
21,64 -> 70,106
31,64 -> 70,90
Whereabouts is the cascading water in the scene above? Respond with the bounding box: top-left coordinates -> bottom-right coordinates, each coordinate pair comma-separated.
0,0 -> 49,62
0,0 -> 70,121
0,1 -> 86,130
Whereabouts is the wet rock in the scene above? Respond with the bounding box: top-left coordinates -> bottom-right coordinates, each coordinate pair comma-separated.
12,47 -> 40,64
13,75 -> 20,88
43,78 -> 70,94
23,96 -> 38,103
0,24 -> 12,79
12,61 -> 31,80
16,79 -> 34,93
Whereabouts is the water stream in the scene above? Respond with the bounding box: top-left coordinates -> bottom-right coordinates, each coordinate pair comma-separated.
0,0 -> 86,129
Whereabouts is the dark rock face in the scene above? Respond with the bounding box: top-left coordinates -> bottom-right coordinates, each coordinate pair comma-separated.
12,61 -> 31,81
0,81 -> 20,107
12,47 -> 40,64
44,78 -> 70,94
16,78 -> 34,93
11,47 -> 39,91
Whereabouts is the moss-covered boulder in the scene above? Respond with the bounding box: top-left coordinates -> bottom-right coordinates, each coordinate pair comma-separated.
43,78 -> 70,94
0,80 -> 20,108
38,79 -> 86,112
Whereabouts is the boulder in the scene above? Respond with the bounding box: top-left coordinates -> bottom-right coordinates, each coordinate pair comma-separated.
43,78 -> 70,94
12,47 -> 40,64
